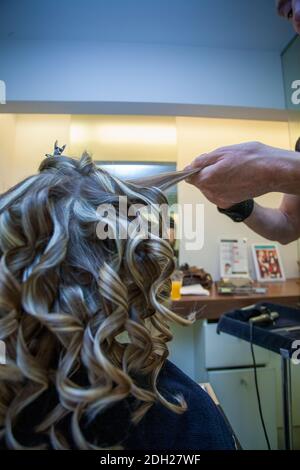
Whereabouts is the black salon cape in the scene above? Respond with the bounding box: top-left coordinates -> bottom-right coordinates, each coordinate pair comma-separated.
0,361 -> 235,450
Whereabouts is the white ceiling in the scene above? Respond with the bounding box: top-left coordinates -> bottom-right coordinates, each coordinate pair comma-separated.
0,0 -> 295,52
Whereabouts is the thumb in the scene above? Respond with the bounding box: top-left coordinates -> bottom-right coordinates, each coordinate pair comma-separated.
184,153 -> 209,172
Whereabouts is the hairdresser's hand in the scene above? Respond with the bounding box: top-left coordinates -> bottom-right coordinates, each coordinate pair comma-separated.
185,141 -> 297,208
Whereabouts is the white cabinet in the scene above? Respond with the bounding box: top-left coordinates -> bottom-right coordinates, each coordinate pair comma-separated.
208,367 -> 277,450
197,320 -> 277,449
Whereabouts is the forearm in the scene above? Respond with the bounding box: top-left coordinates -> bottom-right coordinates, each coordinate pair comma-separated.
244,202 -> 298,244
269,147 -> 300,196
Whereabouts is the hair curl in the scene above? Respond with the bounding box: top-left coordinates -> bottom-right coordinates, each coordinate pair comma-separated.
0,151 -> 196,449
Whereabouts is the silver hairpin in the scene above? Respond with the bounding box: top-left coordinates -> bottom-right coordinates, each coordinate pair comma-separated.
45,140 -> 66,158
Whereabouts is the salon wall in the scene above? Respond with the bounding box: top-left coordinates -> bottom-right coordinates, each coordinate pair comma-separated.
69,115 -> 177,162
0,40 -> 286,112
0,114 -> 71,190
12,114 -> 71,185
0,114 -> 15,191
176,116 -> 299,279
0,114 -> 177,190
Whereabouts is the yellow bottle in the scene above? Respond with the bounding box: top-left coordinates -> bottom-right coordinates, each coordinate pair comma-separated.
171,280 -> 182,300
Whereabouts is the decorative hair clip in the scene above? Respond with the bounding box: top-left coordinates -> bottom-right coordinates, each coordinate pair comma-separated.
45,140 -> 66,158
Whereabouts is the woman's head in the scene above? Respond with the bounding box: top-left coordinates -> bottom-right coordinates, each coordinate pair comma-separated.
0,150 -> 194,449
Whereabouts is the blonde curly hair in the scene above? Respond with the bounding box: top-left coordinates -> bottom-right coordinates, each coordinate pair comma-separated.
0,150 -> 196,449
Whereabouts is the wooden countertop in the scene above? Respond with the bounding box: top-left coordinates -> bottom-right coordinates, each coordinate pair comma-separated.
172,278 -> 300,321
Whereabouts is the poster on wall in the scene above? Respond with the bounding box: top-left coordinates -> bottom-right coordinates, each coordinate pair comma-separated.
251,243 -> 285,282
219,238 -> 249,278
